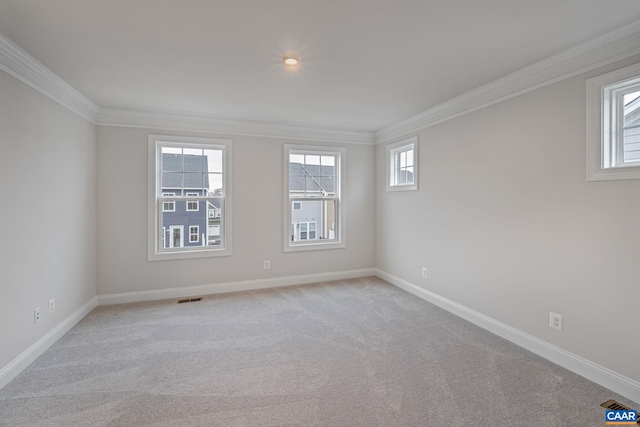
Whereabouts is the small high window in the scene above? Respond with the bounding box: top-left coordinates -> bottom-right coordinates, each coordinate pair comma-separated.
587,63 -> 640,181
387,136 -> 418,191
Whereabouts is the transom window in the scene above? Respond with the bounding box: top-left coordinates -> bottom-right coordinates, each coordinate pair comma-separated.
284,145 -> 346,252
148,135 -> 232,261
587,63 -> 640,181
387,136 -> 418,191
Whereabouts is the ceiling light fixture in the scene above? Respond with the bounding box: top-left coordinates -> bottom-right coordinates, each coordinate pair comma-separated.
283,55 -> 299,66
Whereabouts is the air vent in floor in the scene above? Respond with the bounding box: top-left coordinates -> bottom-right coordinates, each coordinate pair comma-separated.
601,400 -> 639,424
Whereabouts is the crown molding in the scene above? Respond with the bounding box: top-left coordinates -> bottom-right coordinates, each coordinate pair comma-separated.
0,33 -> 100,123
96,109 -> 375,144
376,19 -> 640,144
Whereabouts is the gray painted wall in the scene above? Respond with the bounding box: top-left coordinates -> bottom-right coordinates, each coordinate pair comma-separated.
96,126 -> 375,295
0,70 -> 97,371
376,56 -> 640,383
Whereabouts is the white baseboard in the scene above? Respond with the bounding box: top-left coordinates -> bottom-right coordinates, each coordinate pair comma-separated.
97,268 -> 377,306
375,269 -> 640,405
0,297 -> 97,390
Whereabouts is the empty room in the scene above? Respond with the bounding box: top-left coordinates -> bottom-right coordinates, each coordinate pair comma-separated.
1,1 -> 639,425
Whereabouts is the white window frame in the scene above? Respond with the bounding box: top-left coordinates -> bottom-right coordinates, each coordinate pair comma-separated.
297,221 -> 317,240
189,225 -> 199,243
587,62 -> 640,181
186,200 -> 199,211
148,134 -> 232,261
284,144 -> 346,252
387,136 -> 418,191
162,193 -> 175,212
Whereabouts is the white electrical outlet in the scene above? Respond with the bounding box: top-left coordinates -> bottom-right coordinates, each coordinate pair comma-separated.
549,312 -> 563,331
34,307 -> 41,324
421,267 -> 428,278
264,260 -> 271,270
49,298 -> 55,313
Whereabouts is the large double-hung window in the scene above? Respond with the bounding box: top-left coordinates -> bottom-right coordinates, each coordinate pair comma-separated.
148,135 -> 232,261
284,145 -> 345,252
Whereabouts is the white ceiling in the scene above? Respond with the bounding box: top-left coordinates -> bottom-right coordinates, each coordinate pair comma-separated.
1,0 -> 640,132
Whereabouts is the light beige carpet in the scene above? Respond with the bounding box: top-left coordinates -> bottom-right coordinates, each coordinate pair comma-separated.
0,277 -> 636,426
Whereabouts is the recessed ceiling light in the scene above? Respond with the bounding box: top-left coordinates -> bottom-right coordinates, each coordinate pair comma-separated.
283,56 -> 299,66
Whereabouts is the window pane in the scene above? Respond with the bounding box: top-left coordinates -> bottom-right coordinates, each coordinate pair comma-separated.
206,173 -> 223,195
204,149 -> 223,173
305,176 -> 322,195
318,176 -> 335,195
161,199 -> 221,248
162,172 -> 182,190
624,90 -> 640,127
184,172 -> 204,190
183,148 -> 204,172
623,128 -> 640,162
321,155 -> 335,167
206,200 -> 223,246
406,150 -> 414,166
162,148 -> 182,172
400,151 -> 407,168
305,155 -> 320,165
290,199 -> 336,241
290,154 -> 305,164
289,172 -> 305,196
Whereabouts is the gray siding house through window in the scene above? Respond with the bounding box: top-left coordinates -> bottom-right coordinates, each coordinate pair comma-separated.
289,162 -> 336,241
161,153 -> 221,248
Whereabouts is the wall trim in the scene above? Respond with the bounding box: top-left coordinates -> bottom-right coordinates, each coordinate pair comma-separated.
0,33 -> 100,123
0,297 -> 97,390
375,269 -> 640,404
97,268 -> 376,306
4,16 -> 640,146
376,19 -> 640,144
96,109 -> 376,145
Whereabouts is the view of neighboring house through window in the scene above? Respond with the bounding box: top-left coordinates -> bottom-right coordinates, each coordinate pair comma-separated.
284,145 -> 345,252
623,90 -> 640,164
148,135 -> 232,261
387,136 -> 418,191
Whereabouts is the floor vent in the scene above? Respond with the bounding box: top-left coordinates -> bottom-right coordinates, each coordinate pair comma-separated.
177,297 -> 203,304
601,400 -> 639,424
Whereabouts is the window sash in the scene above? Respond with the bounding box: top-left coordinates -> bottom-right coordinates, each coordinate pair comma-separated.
157,197 -> 224,252
391,145 -> 415,186
615,84 -> 640,166
386,136 -> 418,191
602,79 -> 640,169
284,145 -> 345,251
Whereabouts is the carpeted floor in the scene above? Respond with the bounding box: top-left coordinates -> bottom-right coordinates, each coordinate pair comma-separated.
0,277 -> 636,426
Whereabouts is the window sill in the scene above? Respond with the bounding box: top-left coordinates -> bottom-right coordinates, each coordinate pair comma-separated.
284,241 -> 346,253
387,183 -> 418,192
586,165 -> 640,181
147,247 -> 231,262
